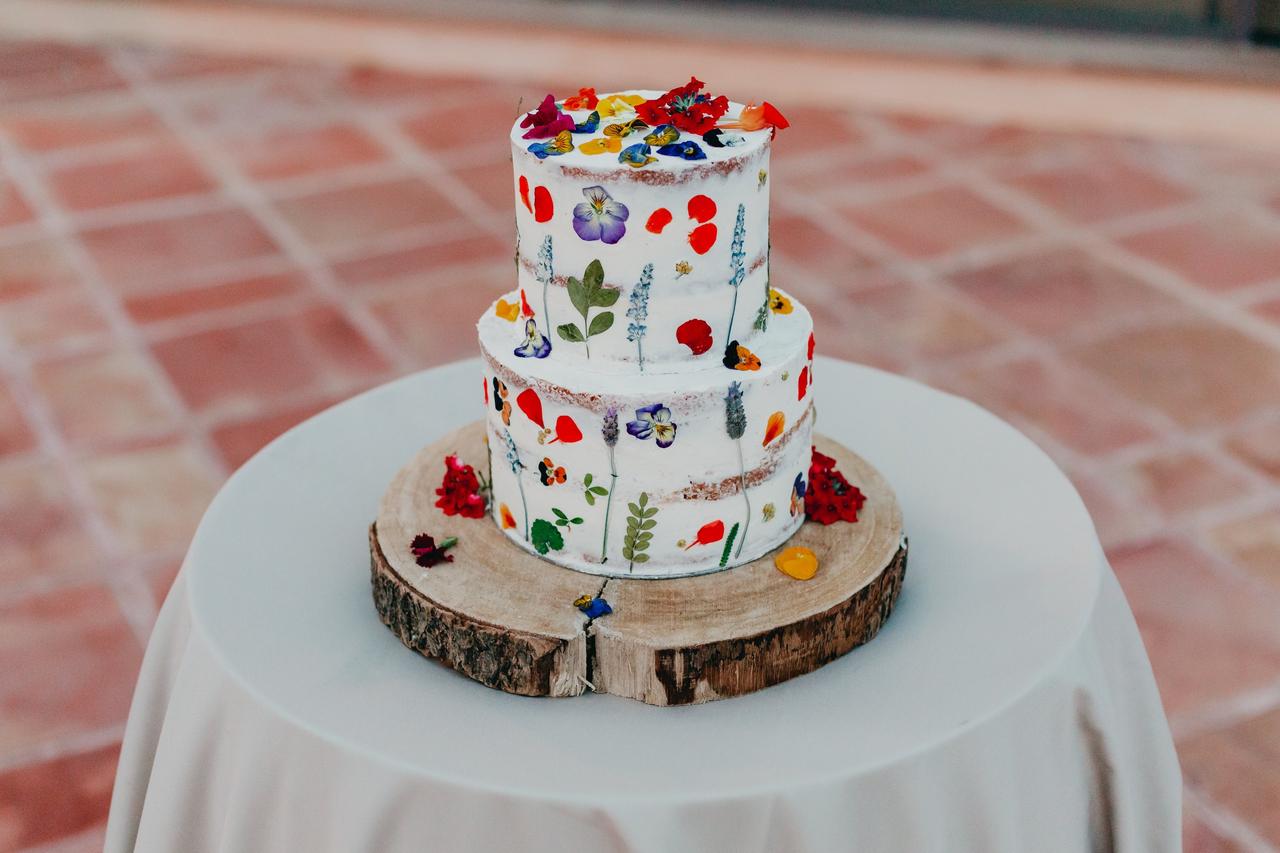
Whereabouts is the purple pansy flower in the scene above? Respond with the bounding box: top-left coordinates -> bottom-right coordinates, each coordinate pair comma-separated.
573,185 -> 629,245
513,318 -> 551,359
520,94 -> 575,140
626,403 -> 676,448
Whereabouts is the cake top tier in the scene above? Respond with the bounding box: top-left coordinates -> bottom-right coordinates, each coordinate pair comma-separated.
502,80 -> 790,375
509,80 -> 785,178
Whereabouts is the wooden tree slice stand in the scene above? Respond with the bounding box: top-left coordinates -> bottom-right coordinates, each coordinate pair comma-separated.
370,421 -> 906,706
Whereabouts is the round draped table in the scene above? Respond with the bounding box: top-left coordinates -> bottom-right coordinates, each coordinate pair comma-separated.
104,358 -> 1181,853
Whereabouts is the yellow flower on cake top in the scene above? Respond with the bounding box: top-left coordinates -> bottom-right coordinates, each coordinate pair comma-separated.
596,93 -> 645,117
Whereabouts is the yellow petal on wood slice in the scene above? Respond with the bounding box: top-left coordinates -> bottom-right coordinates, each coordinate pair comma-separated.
775,546 -> 819,580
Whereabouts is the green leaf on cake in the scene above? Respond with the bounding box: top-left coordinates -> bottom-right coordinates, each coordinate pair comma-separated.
621,491 -> 658,571
559,259 -> 618,358
531,518 -> 564,554
719,522 -> 740,567
588,312 -> 614,337
557,323 -> 585,343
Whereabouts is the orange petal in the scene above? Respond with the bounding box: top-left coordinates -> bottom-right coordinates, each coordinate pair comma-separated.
499,503 -> 517,529
763,411 -> 785,446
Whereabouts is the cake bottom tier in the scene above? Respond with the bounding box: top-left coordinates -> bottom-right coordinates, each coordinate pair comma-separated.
477,290 -> 816,578
372,422 -> 906,705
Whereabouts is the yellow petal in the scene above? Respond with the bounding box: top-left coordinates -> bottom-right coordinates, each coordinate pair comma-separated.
495,298 -> 519,321
578,137 -> 610,155
775,546 -> 819,580
768,289 -> 793,314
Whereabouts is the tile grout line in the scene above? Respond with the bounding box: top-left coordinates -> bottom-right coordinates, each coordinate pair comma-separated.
0,136 -> 194,643
1184,783 -> 1280,853
105,48 -> 416,379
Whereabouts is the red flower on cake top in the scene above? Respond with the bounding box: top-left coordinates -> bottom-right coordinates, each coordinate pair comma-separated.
805,448 -> 866,525
435,454 -> 486,518
637,77 -> 729,135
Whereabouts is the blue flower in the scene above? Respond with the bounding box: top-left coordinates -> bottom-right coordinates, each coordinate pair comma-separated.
573,111 -> 601,134
657,140 -> 707,161
527,130 -> 573,159
627,403 -> 676,448
618,143 -> 657,169
513,318 -> 551,359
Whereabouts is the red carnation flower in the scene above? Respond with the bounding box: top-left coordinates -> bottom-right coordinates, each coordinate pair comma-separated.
804,446 -> 866,525
435,454 -> 486,518
637,77 -> 729,135
410,533 -> 456,568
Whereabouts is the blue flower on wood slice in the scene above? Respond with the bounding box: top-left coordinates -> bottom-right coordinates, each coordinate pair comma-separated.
573,111 -> 601,134
527,130 -> 573,159
513,317 -> 551,358
627,403 -> 677,448
573,186 -> 629,244
574,594 -> 612,618
618,142 -> 657,169
657,140 -> 707,160
643,124 -> 679,147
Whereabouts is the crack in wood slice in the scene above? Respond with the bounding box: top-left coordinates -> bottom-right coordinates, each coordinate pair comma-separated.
369,421 -> 906,706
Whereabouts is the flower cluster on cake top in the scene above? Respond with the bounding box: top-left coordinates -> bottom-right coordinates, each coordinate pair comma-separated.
521,78 -> 788,169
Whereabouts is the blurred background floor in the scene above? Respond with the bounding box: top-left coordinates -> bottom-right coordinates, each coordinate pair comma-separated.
0,7 -> 1279,852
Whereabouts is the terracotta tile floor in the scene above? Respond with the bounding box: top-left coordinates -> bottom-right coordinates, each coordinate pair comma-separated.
0,37 -> 1278,853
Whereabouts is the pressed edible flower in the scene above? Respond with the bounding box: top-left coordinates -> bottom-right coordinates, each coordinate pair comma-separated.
637,77 -> 729,135
627,403 -> 677,448
562,87 -> 598,110
719,102 -> 790,132
578,136 -> 622,156
643,124 -> 679,147
657,140 -> 707,161
763,411 -> 785,447
574,594 -> 613,617
513,317 -> 552,359
494,298 -> 519,321
499,503 -> 517,529
520,94 -> 575,139
618,142 -> 657,169
768,289 -> 793,314
410,533 -> 457,568
596,92 -> 644,117
526,130 -> 573,159
573,185 -> 629,244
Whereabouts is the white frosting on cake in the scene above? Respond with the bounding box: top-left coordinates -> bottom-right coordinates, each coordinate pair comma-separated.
480,290 -> 815,578
475,86 -> 811,578
510,91 -> 774,373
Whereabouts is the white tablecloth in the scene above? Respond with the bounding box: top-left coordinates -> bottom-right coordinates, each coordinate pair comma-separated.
105,358 -> 1181,853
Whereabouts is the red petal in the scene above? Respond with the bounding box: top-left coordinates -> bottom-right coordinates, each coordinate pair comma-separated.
533,185 -> 554,223
516,388 -> 544,428
798,366 -> 808,400
687,194 -> 716,223
483,376 -> 489,406
646,208 -> 673,234
761,102 -> 790,130
807,332 -> 815,360
518,175 -> 531,212
697,519 -> 725,544
676,318 -> 713,355
688,222 -> 717,255
521,290 -> 534,317
554,415 -> 582,443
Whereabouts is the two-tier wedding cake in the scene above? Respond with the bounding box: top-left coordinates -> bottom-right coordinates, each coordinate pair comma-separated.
477,79 -> 810,578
